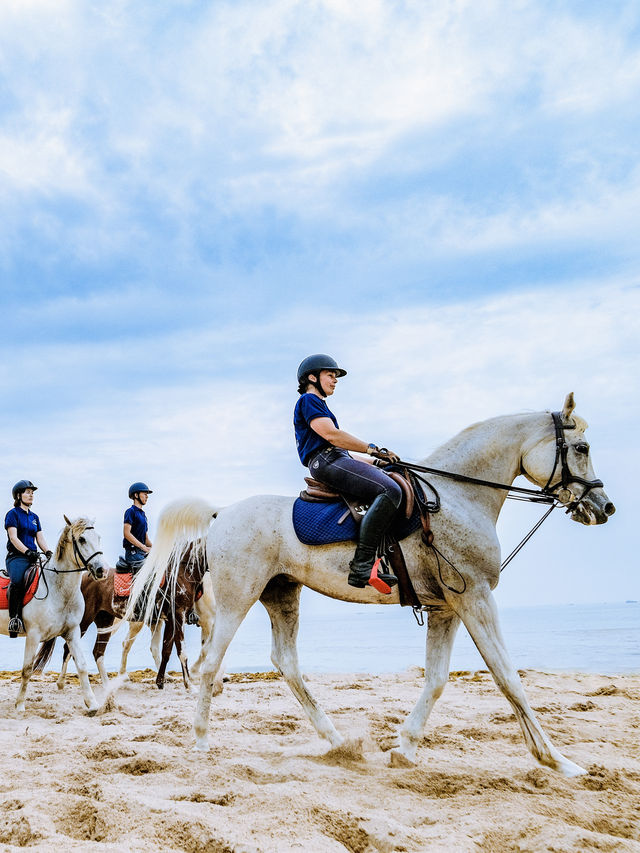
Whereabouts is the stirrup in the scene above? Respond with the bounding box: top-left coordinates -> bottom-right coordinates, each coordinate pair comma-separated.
185,610 -> 200,626
348,557 -> 397,594
8,616 -> 25,637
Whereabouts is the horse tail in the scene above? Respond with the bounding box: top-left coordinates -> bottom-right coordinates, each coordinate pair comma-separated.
33,637 -> 57,673
124,498 -> 218,627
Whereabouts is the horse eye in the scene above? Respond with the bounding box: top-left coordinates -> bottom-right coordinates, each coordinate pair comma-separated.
575,444 -> 589,455
79,536 -> 86,544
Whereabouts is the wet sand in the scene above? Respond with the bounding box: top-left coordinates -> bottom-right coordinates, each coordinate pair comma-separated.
0,668 -> 638,852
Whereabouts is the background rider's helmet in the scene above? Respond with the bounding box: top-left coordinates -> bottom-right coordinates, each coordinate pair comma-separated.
12,480 -> 38,501
296,354 -> 347,385
128,482 -> 153,499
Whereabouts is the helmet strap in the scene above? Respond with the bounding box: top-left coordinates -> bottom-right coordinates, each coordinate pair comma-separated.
307,373 -> 327,398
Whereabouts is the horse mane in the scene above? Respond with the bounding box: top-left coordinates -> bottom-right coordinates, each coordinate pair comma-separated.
55,517 -> 94,562
428,408 -> 589,462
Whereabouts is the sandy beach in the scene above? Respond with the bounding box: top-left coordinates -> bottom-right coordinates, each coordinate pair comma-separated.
0,668 -> 638,852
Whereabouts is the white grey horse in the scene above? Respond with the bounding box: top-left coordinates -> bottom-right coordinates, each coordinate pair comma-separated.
0,516 -> 109,713
126,394 -> 614,775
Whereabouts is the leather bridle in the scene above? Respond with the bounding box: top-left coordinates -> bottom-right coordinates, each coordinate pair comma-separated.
539,412 -> 604,510
45,526 -> 104,574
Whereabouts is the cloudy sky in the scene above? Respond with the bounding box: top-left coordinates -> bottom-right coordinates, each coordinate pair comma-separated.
1,0 -> 638,608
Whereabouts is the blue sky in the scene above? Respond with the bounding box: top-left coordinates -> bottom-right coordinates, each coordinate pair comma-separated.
1,0 -> 638,606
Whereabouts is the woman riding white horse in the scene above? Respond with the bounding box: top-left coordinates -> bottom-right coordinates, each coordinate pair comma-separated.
4,480 -> 52,637
294,354 -> 401,592
1,512 -> 109,713
127,393 -> 614,776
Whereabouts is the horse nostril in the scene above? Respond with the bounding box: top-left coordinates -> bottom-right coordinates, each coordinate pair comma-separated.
605,502 -> 616,516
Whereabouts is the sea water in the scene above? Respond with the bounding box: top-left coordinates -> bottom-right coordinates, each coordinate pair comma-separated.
1,599 -> 638,676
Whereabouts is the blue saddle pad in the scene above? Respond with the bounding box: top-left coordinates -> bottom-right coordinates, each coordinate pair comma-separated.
292,497 -> 423,546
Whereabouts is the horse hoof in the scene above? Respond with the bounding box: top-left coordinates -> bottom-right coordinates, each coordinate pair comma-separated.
556,756 -> 587,778
56,681 -> 65,691
389,748 -> 416,768
85,705 -> 99,717
194,738 -> 210,753
156,682 -> 164,690
15,703 -> 25,715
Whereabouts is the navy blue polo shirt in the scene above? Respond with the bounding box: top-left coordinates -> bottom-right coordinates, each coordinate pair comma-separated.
123,505 -> 148,553
5,506 -> 41,555
294,393 -> 340,466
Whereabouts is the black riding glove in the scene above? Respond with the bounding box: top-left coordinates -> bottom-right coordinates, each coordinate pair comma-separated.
45,550 -> 53,559
24,549 -> 38,562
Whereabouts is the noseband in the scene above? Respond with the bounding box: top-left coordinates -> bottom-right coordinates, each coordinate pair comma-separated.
541,412 -> 604,509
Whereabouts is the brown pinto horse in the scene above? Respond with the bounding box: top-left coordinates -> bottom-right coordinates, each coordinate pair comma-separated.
34,542 -> 211,690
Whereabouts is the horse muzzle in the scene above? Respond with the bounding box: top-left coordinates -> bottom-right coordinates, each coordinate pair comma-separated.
89,560 -> 109,580
570,488 -> 615,526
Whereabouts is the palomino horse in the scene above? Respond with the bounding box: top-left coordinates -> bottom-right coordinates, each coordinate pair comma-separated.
127,395 -> 614,775
37,545 -> 214,691
0,516 -> 108,713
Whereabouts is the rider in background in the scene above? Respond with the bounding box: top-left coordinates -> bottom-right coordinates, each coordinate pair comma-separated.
294,355 -> 402,593
122,482 -> 153,570
4,480 -> 52,637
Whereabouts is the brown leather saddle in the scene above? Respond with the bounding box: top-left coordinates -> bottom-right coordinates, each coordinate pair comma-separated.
299,469 -> 433,609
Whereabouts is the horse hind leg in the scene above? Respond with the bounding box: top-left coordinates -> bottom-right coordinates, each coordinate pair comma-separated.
260,577 -> 344,748
451,588 -> 586,777
57,642 -> 71,690
391,608 -> 461,766
193,595 -> 257,753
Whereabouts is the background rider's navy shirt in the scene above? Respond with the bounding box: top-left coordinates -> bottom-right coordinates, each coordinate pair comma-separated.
294,393 -> 340,466
123,505 -> 148,553
5,507 -> 41,555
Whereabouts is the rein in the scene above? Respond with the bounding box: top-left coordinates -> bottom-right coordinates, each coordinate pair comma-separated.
395,411 -> 603,510
387,412 -> 605,609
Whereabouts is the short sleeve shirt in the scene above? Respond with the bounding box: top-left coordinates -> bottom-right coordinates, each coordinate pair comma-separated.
5,506 -> 41,555
293,393 -> 340,466
123,505 -> 148,552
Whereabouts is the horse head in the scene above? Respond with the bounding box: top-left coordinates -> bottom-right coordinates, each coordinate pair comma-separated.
59,515 -> 109,578
521,393 -> 615,525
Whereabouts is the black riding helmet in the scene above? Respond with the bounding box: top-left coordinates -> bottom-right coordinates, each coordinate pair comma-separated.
297,354 -> 347,397
12,480 -> 37,501
128,482 -> 153,499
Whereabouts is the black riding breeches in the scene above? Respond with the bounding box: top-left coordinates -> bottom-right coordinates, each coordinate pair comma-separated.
309,447 -> 403,508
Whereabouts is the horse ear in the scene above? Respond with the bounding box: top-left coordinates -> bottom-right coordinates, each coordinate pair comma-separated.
562,392 -> 575,420
63,514 -> 72,526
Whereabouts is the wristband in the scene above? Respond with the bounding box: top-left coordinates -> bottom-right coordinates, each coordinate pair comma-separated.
366,443 -> 379,455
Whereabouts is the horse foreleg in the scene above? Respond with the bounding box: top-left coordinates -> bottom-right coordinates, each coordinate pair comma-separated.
94,612 -> 115,687
150,619 -> 164,670
119,621 -> 144,677
260,578 -> 344,748
391,608 -> 460,766
15,631 -> 41,712
156,618 -> 174,689
57,643 -> 71,690
174,619 -> 192,692
65,625 -> 99,715
452,588 -> 586,777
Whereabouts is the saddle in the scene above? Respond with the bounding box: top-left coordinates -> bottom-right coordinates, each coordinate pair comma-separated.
0,563 -> 40,610
299,469 -> 434,609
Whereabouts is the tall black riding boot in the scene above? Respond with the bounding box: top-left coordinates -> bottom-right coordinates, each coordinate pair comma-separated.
8,582 -> 26,638
347,493 -> 399,592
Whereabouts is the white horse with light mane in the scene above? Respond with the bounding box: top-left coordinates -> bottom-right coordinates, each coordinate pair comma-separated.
127,394 -> 614,775
0,516 -> 109,713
